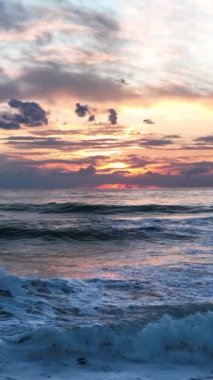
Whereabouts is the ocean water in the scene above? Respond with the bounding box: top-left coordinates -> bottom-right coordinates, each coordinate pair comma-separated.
0,188 -> 212,380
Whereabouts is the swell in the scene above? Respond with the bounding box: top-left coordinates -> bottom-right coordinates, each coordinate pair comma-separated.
0,202 -> 213,214
0,224 -> 194,241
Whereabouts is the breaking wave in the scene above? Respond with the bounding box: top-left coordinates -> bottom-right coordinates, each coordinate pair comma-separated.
8,312 -> 212,364
0,270 -> 213,365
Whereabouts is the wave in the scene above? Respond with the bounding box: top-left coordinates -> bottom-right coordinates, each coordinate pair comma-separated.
0,270 -> 213,364
0,223 -> 194,241
0,268 -> 212,324
27,312 -> 213,363
0,202 -> 213,214
1,312 -> 213,364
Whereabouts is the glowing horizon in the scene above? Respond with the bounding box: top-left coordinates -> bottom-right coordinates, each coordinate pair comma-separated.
0,0 -> 212,188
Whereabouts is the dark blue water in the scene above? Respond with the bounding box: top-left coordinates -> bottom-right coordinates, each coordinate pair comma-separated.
0,189 -> 212,378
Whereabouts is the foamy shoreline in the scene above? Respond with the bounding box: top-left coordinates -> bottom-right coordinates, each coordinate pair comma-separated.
0,354 -> 212,380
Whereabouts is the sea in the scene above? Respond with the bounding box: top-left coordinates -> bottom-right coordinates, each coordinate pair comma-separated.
0,188 -> 212,380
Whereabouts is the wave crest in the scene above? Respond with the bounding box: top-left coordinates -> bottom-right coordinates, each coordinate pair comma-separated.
0,202 -> 212,214
6,312 -> 213,364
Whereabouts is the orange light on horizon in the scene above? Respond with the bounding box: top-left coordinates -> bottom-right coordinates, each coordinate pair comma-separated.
96,184 -> 161,190
96,184 -> 140,190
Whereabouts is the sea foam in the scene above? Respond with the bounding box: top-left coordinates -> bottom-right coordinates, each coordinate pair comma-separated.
0,270 -> 212,365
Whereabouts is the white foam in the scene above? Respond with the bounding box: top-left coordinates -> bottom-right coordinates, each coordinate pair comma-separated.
0,312 -> 212,366
0,269 -> 213,380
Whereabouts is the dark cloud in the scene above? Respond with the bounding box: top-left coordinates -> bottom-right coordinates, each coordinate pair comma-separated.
118,78 -> 129,86
108,108 -> 118,125
27,155 -> 109,166
180,145 -> 213,151
30,129 -> 81,136
2,68 -> 213,105
0,58 -> 139,103
9,134 -> 168,152
75,103 -> 89,118
111,170 -> 131,175
143,119 -> 155,125
175,136 -> 213,151
0,154 -> 212,189
5,136 -> 120,151
194,135 -> 213,144
88,115 -> 96,122
0,149 -> 109,167
6,137 -> 70,150
0,117 -> 20,130
4,136 -> 40,141
8,99 -> 48,127
139,138 -> 174,147
78,165 -> 96,175
181,167 -> 211,175
16,64 -> 138,103
74,103 -> 97,121
164,134 -> 181,139
159,161 -> 213,176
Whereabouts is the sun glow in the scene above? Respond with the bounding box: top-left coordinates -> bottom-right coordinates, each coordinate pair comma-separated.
96,184 -> 141,190
99,162 -> 128,170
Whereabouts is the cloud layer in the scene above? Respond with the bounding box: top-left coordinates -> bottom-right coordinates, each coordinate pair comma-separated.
0,0 -> 212,188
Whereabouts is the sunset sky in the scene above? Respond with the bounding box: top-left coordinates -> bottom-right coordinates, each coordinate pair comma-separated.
0,0 -> 212,188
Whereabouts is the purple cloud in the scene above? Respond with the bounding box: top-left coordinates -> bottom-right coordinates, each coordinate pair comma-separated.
75,103 -> 89,118
8,99 -> 48,126
108,108 -> 118,125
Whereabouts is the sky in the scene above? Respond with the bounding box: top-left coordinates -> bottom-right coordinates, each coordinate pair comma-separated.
0,0 -> 212,188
